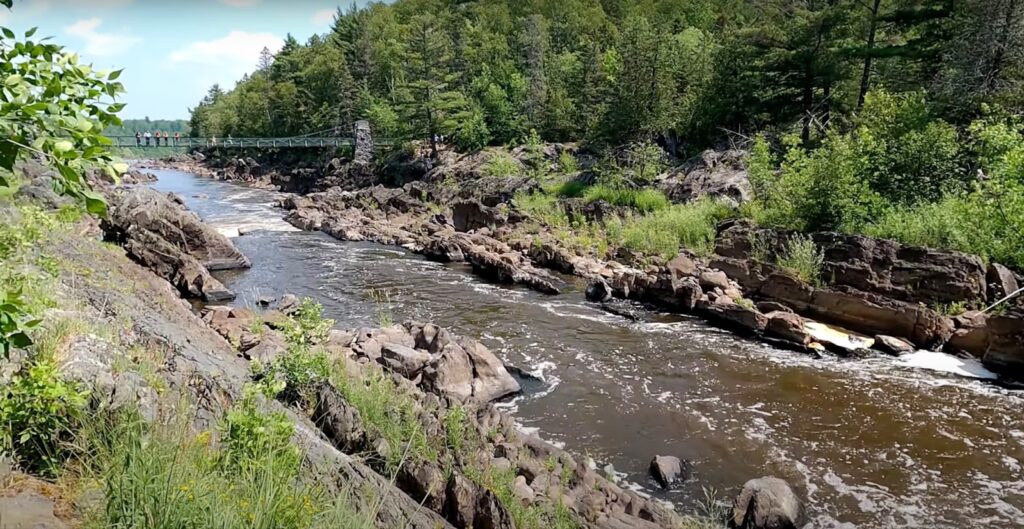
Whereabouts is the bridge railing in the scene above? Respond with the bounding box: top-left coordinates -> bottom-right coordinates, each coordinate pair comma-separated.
106,136 -> 377,149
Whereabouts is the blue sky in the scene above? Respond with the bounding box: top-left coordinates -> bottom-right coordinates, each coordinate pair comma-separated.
1,0 -> 375,120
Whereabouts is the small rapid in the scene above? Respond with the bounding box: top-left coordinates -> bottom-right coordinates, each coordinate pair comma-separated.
152,168 -> 1024,528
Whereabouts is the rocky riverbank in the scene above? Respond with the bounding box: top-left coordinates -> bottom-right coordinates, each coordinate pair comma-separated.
2,163 -> 818,528
165,146 -> 1024,381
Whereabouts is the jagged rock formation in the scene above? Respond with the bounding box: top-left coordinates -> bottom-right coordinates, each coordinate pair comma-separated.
102,186 -> 250,301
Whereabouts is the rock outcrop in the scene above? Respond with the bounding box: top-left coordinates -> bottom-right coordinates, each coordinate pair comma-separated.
658,148 -> 752,205
102,187 -> 250,301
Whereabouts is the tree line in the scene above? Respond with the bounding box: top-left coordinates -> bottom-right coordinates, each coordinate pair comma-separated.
187,0 -> 1024,154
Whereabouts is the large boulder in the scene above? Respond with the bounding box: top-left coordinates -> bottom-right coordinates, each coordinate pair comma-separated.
452,199 -> 506,232
730,477 -> 802,529
658,149 -> 752,204
649,455 -> 689,489
696,299 -> 768,334
987,263 -> 1020,301
421,337 -> 520,403
103,187 -> 249,301
107,186 -> 250,270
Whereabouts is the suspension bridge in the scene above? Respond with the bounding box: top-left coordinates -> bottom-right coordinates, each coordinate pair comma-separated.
108,136 -> 394,149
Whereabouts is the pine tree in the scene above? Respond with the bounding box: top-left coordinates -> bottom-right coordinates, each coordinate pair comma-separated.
400,13 -> 462,157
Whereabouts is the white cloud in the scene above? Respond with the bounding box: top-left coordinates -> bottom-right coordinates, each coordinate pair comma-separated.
170,30 -> 282,66
63,17 -> 140,56
218,0 -> 260,6
312,8 -> 335,25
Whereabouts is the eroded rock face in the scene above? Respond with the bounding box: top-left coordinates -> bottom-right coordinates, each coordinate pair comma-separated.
452,200 -> 506,232
716,221 -> 987,306
658,149 -> 752,204
730,477 -> 802,529
103,187 -> 249,301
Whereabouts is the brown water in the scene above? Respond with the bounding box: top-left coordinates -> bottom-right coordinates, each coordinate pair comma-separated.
152,168 -> 1024,528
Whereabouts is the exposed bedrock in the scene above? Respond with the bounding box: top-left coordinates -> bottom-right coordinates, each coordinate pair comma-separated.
101,186 -> 250,301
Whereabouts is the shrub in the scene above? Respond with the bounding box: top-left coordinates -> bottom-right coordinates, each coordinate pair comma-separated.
485,151 -> 521,178
557,151 -> 578,174
513,191 -> 570,227
0,356 -> 88,475
281,298 -> 333,347
776,234 -> 825,286
220,384 -> 300,472
865,177 -> 1024,268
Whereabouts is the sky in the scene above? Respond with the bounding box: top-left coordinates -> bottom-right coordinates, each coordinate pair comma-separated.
0,0 -> 375,120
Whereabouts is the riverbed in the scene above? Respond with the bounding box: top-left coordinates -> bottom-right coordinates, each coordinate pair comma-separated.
151,168 -> 1024,528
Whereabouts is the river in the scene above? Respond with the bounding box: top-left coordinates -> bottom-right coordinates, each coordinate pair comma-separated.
151,168 -> 1024,528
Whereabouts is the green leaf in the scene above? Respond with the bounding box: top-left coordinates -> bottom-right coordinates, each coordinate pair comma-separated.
82,189 -> 107,216
54,139 -> 73,153
8,332 -> 32,349
25,27 -> 37,39
0,140 -> 18,171
108,69 -> 122,81
1,27 -> 14,40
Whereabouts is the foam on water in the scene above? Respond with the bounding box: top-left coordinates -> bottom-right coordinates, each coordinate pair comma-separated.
897,351 -> 999,380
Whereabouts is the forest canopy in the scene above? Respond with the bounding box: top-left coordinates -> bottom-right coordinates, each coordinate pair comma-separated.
188,0 -> 1024,154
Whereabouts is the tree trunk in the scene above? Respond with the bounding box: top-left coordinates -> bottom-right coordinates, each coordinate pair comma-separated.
802,64 -> 814,146
857,0 -> 883,109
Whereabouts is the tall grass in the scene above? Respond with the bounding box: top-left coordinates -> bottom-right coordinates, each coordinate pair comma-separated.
76,403 -> 373,529
484,152 -> 521,178
583,185 -> 670,213
776,234 -> 825,286
620,199 -> 734,258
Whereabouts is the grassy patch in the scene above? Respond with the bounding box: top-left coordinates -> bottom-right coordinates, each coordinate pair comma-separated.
619,199 -> 734,259
583,185 -> 670,213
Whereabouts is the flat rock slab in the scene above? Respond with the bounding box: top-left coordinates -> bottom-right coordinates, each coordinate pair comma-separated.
0,491 -> 68,529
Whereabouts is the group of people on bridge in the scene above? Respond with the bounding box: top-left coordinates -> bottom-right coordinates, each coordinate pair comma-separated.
135,131 -> 181,147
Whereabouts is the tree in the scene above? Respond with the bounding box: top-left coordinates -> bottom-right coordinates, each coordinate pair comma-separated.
400,13 -> 462,157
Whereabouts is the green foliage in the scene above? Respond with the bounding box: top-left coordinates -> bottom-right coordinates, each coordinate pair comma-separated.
484,151 -> 521,178
333,368 -> 437,473
620,199 -> 734,259
582,185 -> 669,213
0,25 -> 126,213
513,191 -> 569,227
282,298 -> 333,347
88,408 -> 371,529
556,151 -> 578,174
220,384 -> 301,472
776,234 -> 825,286
0,355 -> 88,475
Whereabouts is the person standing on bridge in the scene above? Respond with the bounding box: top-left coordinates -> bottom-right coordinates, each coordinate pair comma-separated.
174,132 -> 180,146
135,131 -> 141,147
144,131 -> 151,146
162,131 -> 168,146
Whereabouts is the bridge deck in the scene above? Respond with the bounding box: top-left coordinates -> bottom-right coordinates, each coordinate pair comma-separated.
108,136 -> 377,149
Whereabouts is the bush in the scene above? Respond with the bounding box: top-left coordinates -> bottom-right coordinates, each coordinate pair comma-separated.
513,191 -> 570,227
557,151 -> 578,173
0,356 -> 88,475
776,234 -> 825,286
221,384 -> 301,472
865,178 -> 1024,268
554,180 -> 588,198
485,151 -> 521,178
620,198 -> 734,258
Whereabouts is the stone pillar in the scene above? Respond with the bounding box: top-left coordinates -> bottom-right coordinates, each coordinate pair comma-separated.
353,120 -> 373,165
